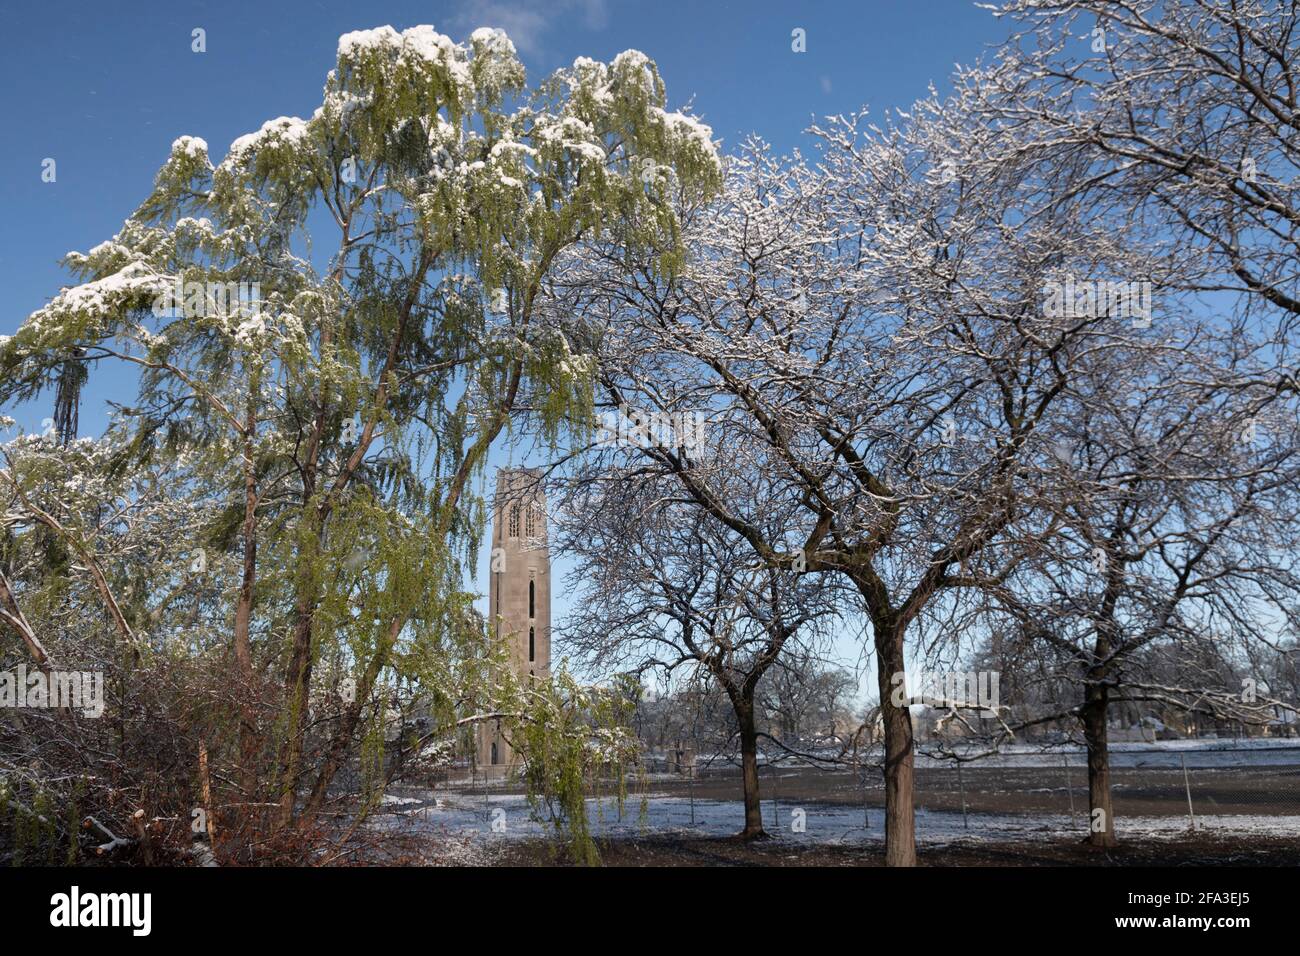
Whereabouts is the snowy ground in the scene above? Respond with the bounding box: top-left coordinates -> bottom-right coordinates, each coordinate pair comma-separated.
371,739 -> 1300,857
374,789 -> 1300,847
910,737 -> 1300,769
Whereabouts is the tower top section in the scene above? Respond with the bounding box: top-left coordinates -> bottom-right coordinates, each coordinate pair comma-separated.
493,467 -> 547,552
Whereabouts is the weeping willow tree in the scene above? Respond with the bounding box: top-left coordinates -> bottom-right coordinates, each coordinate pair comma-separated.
514,669 -> 642,865
0,24 -> 720,853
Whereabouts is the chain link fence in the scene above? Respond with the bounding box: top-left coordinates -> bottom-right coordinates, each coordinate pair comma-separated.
401,743 -> 1300,843
900,744 -> 1300,837
617,742 -> 1300,840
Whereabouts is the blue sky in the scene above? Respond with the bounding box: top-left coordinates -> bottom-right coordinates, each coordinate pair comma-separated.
0,0 -> 1021,696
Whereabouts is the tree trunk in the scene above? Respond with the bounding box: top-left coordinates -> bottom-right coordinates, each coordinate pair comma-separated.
876,621 -> 916,866
233,378 -> 260,801
0,568 -> 54,672
302,619 -> 402,819
737,698 -> 766,839
1082,681 -> 1117,847
277,596 -> 316,828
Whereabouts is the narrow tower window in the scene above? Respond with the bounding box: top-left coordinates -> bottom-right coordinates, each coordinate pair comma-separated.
508,503 -> 519,538
526,502 -> 536,538
529,579 -> 535,618
529,626 -> 535,662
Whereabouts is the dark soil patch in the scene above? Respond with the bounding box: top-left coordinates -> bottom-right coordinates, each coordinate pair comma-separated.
492,832 -> 1300,866
639,765 -> 1300,817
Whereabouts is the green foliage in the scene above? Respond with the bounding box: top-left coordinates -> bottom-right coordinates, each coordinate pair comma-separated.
0,24 -> 720,860
515,668 -> 641,865
65,778 -> 85,866
5,786 -> 58,867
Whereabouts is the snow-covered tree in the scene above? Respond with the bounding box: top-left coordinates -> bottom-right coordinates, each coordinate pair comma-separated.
0,24 -> 720,853
554,464 -> 842,837
549,78 -> 1160,862
977,1 -> 1300,354
963,326 -> 1300,845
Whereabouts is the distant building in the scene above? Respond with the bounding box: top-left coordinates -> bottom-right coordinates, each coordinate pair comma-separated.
476,468 -> 551,775
666,740 -> 696,777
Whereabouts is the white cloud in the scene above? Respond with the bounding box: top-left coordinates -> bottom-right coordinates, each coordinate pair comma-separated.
452,0 -> 608,58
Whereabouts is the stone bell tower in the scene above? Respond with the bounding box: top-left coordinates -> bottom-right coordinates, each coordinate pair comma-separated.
476,467 -> 550,773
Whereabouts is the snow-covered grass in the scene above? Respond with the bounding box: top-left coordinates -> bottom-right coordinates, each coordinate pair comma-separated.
375,789 -> 1300,849
374,739 -> 1300,858
914,738 -> 1300,769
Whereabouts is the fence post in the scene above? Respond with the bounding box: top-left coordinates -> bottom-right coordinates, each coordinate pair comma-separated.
1181,754 -> 1196,831
688,763 -> 695,826
956,760 -> 969,830
1063,754 -> 1078,829
770,763 -> 779,830
861,765 -> 869,830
